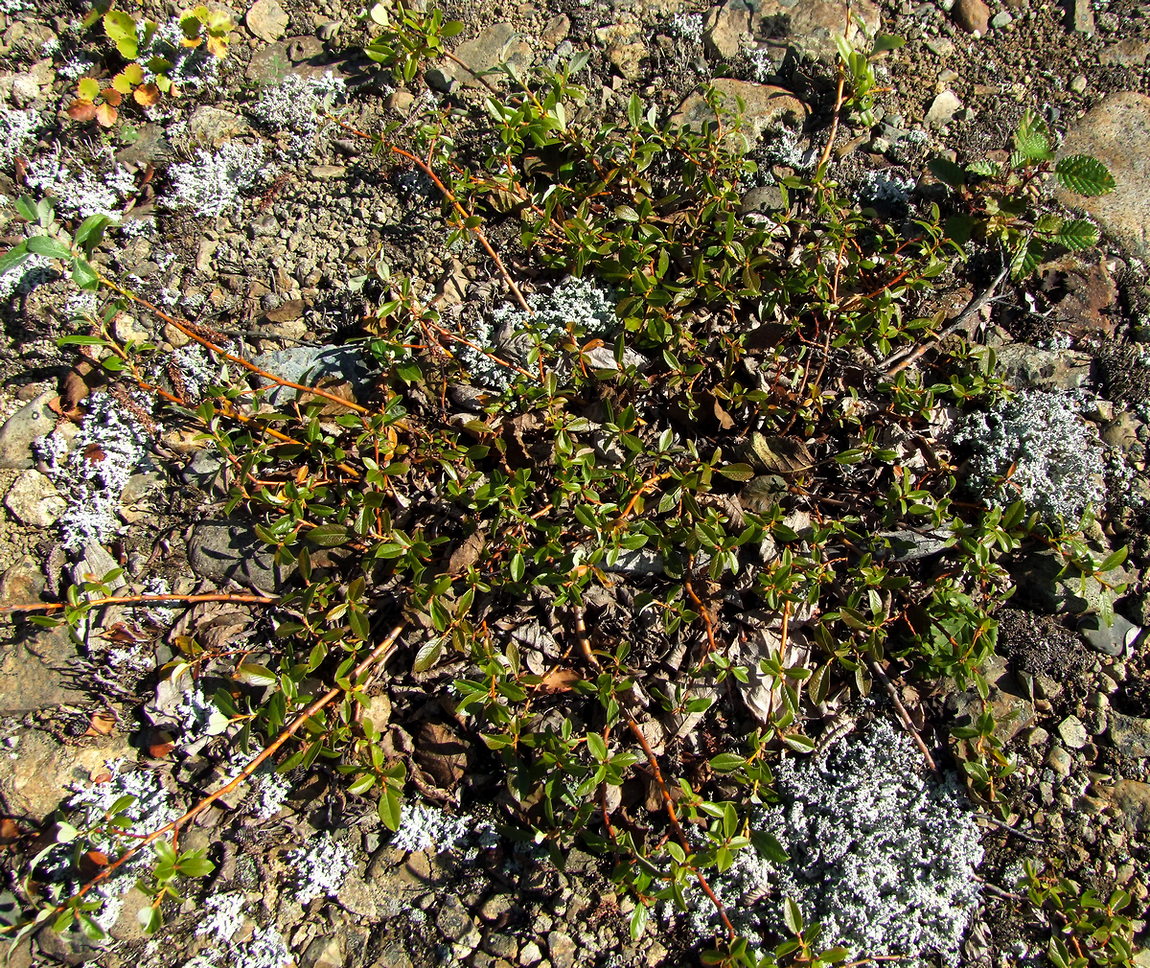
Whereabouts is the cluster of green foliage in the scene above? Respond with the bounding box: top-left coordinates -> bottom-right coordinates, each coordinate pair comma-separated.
2,7 -> 1134,965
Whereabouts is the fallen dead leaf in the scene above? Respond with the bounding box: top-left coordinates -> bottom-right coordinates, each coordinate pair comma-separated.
539,668 -> 582,693
84,710 -> 118,736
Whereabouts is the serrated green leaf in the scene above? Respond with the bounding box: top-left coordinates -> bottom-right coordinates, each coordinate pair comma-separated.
1013,110 -> 1053,164
1054,218 -> 1099,251
586,732 -> 608,760
1055,154 -> 1116,197
1009,237 -> 1045,279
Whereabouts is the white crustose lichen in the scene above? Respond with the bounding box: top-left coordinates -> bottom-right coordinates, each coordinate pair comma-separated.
953,388 -> 1107,521
287,832 -> 354,903
166,141 -> 271,217
251,71 -> 347,151
682,718 -> 984,964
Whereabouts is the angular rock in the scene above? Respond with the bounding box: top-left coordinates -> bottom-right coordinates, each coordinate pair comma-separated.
246,0 -> 290,42
703,0 -> 754,59
1102,779 -> 1150,833
1058,715 -> 1088,749
952,0 -> 990,34
1073,0 -> 1095,34
187,106 -> 249,147
4,469 -> 65,527
0,728 -> 133,817
436,896 -> 480,948
674,79 -> 807,150
1109,711 -> 1150,759
1058,92 -> 1150,260
433,23 -> 533,89
547,932 -> 576,968
1099,39 -> 1150,68
925,91 -> 963,128
188,521 -> 296,593
0,390 -> 58,469
753,0 -> 880,63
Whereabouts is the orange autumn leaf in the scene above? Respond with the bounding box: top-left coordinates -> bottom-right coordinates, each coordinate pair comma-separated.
102,88 -> 122,107
133,83 -> 160,107
149,739 -> 175,758
539,668 -> 582,693
67,100 -> 98,122
0,818 -> 20,845
95,103 -> 118,127
84,710 -> 117,736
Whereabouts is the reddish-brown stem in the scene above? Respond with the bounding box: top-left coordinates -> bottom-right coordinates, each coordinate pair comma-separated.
0,593 -> 277,615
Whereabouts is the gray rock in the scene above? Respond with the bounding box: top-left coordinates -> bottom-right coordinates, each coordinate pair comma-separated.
250,344 -> 379,407
187,106 -> 248,147
753,0 -> 880,62
436,896 -> 480,948
1099,39 -> 1150,68
309,165 -> 346,181
4,469 -> 64,527
1058,92 -> 1150,261
741,184 -> 787,214
188,521 -> 295,593
1058,715 -> 1088,749
1109,711 -> 1150,758
992,343 -> 1093,390
673,79 -> 807,151
72,542 -> 126,590
990,10 -> 1012,28
1073,0 -> 1095,34
0,625 -> 92,715
519,941 -> 543,965
434,23 -> 533,89
1078,612 -> 1139,657
1013,549 -> 1129,616
0,391 -> 58,469
703,0 -> 754,59
0,727 -> 133,817
246,41 -> 293,84
246,0 -> 290,41
546,932 -> 576,968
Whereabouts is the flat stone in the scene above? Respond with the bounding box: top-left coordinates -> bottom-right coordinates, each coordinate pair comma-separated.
1078,612 -> 1139,657
1102,779 -> 1150,833
4,469 -> 65,527
188,521 -> 295,593
250,344 -> 379,407
0,728 -> 134,817
309,165 -> 346,181
1058,715 -> 1088,749
753,0 -> 880,62
1109,711 -> 1150,758
673,79 -> 807,151
1099,39 -> 1150,68
952,0 -> 990,34
246,41 -> 293,85
435,23 -> 533,89
246,0 -> 290,42
926,91 -> 963,128
436,896 -> 480,948
0,625 -> 92,715
1073,0 -> 1095,34
546,932 -> 576,968
703,0 -> 754,59
187,106 -> 248,146
0,390 -> 58,469
1058,92 -> 1150,260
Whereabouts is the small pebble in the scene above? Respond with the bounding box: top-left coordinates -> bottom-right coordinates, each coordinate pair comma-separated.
1070,74 -> 1088,94
1058,715 -> 1088,749
1047,745 -> 1074,776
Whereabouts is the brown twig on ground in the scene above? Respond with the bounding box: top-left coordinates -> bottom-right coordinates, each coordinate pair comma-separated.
879,266 -> 1010,379
97,274 -> 371,415
19,622 -> 406,921
0,593 -> 278,615
867,658 -> 937,772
